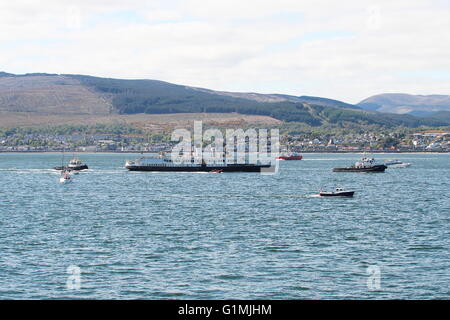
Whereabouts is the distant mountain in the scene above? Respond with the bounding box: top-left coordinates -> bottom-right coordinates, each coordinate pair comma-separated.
358,93 -> 450,115
423,110 -> 450,121
1,72 -> 450,128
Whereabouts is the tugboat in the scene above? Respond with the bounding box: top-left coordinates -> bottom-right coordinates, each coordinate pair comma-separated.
67,157 -> 89,171
319,187 -> 355,197
54,157 -> 88,171
333,157 -> 387,172
276,152 -> 303,160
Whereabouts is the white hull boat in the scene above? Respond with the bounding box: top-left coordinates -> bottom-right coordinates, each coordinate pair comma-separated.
389,162 -> 411,168
59,171 -> 72,184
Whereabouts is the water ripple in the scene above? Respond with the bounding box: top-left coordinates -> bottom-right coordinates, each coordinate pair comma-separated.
0,153 -> 448,299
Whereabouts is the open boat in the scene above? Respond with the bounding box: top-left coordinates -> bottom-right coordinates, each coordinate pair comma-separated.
389,162 -> 411,168
384,159 -> 402,166
385,160 -> 411,168
59,171 -> 72,184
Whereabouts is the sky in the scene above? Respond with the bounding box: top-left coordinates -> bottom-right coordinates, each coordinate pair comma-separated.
0,0 -> 449,104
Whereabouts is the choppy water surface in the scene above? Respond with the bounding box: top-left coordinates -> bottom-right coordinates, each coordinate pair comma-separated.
0,153 -> 448,299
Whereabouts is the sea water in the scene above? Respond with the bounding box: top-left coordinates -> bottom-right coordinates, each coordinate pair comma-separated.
0,153 -> 448,299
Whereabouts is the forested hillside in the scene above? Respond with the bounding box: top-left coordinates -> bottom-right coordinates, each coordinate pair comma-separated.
71,75 -> 450,127
1,72 -> 450,128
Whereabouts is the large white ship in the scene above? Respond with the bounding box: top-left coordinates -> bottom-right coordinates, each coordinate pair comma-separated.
125,152 -> 274,173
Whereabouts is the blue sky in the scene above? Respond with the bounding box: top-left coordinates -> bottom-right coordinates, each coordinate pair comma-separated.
0,0 -> 449,103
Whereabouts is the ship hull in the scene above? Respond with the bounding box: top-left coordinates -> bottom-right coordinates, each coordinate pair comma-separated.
54,165 -> 89,171
332,165 -> 387,172
126,164 -> 272,172
276,156 -> 303,160
320,191 -> 355,197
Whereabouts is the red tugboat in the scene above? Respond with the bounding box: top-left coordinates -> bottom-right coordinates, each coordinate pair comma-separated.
276,152 -> 303,160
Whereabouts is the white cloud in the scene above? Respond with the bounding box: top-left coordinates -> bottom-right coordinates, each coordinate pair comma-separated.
0,0 -> 449,103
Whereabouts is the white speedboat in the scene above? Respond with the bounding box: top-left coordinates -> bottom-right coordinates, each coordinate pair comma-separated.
384,159 -> 402,166
385,160 -> 411,168
389,162 -> 411,168
59,171 -> 72,184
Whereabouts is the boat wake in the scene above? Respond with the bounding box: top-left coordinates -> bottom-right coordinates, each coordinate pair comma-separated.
87,169 -> 125,174
128,171 -> 210,174
306,194 -> 321,198
303,158 -> 357,161
0,168 -> 56,174
388,163 -> 411,168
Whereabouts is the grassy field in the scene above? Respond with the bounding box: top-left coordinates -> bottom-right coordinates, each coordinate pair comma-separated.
0,112 -> 281,132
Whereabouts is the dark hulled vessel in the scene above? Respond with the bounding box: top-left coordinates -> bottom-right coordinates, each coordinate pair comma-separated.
333,165 -> 387,172
319,187 -> 355,197
333,157 -> 387,172
54,157 -> 88,171
125,154 -> 274,173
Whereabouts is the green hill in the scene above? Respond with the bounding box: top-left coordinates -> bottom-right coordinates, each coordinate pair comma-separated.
70,74 -> 450,127
1,72 -> 450,128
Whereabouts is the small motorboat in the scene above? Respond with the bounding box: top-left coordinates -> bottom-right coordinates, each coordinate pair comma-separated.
390,162 -> 411,168
384,159 -> 402,166
319,187 -> 355,197
385,160 -> 411,168
59,171 -> 72,184
210,169 -> 224,173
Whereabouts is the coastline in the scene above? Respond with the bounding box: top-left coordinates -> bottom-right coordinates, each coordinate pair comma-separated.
0,150 -> 448,154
